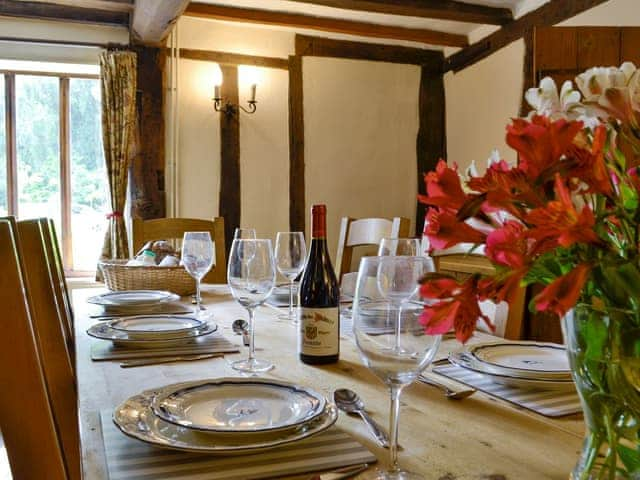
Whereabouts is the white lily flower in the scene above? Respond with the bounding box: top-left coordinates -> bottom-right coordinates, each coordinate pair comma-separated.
525,77 -> 582,119
575,64 -> 634,101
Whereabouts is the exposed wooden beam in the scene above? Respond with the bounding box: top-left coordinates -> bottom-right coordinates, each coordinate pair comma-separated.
4,73 -> 17,216
218,65 -> 241,256
184,3 -> 468,48
131,0 -> 189,46
17,0 -> 133,13
444,0 -> 611,73
288,56 -> 305,233
416,63 -> 445,236
0,0 -> 129,25
296,34 -> 443,70
179,48 -> 289,70
286,0 -> 512,26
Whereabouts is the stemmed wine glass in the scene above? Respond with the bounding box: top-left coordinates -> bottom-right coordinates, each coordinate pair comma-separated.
275,232 -> 307,323
227,239 -> 276,374
182,232 -> 214,316
353,256 -> 440,480
377,238 -> 422,257
234,228 -> 257,240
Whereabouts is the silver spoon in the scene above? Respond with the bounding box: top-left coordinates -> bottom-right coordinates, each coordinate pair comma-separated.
232,319 -> 250,346
334,388 -> 390,448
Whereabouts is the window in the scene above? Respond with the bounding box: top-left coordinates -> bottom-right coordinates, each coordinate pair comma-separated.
1,61 -> 106,274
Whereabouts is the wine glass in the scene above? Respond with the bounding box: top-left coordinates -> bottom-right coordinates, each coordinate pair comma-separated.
227,239 -> 276,374
377,238 -> 422,257
181,232 -> 214,316
275,232 -> 307,323
353,256 -> 440,480
234,228 -> 257,240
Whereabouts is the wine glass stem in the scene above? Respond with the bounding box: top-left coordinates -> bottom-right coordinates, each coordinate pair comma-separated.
288,280 -> 294,320
388,385 -> 403,474
248,307 -> 255,362
195,279 -> 202,315
394,302 -> 402,352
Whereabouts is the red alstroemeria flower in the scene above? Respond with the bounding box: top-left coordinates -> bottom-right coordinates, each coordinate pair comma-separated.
526,174 -> 600,252
468,160 -> 544,217
424,208 -> 486,251
506,116 -> 583,180
533,263 -> 591,317
418,160 -> 468,212
485,220 -> 529,269
478,271 -> 525,306
566,125 -> 612,195
419,277 -> 493,344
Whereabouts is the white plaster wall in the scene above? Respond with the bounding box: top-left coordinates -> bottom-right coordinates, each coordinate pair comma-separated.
173,17 -> 421,249
445,0 -> 640,174
303,57 -> 420,253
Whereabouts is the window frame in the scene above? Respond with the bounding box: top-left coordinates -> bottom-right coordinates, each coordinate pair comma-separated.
2,69 -> 101,277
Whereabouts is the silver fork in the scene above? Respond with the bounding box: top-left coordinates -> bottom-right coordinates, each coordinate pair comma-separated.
420,371 -> 476,400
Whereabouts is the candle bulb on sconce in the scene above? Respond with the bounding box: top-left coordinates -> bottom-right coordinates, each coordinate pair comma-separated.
212,63 -> 258,115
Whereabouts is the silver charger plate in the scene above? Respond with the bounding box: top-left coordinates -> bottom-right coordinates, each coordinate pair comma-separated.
113,385 -> 338,454
86,322 -> 217,348
108,315 -> 205,339
151,378 -> 326,434
449,352 -> 575,392
87,290 -> 180,307
467,342 -> 571,380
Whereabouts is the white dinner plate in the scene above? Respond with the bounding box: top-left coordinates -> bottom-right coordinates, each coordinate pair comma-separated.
449,352 -> 575,392
86,322 -> 217,348
152,378 -> 326,434
113,385 -> 337,454
87,290 -> 180,307
468,342 -> 571,380
108,315 -> 205,339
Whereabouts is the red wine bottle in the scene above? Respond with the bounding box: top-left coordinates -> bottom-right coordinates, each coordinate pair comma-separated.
298,204 -> 340,364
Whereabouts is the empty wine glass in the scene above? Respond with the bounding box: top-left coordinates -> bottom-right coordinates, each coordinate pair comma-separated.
182,232 -> 214,316
353,256 -> 440,480
275,232 -> 307,323
234,228 -> 257,240
228,239 -> 276,374
378,238 -> 422,257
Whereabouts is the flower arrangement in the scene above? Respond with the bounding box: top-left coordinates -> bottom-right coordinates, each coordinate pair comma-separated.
417,63 -> 640,479
419,62 -> 640,343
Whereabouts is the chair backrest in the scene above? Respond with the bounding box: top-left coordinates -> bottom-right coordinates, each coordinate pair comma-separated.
15,218 -> 81,479
0,217 -> 70,479
432,253 -> 526,340
43,218 -> 74,346
132,217 -> 227,283
335,216 -> 411,281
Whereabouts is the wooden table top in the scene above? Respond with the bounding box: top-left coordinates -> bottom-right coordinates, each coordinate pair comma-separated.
75,285 -> 584,480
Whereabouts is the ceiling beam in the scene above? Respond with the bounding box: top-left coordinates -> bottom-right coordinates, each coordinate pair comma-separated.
295,34 -> 443,71
444,0 -> 611,73
131,0 -> 190,45
285,0 -> 513,26
179,48 -> 289,70
0,0 -> 129,26
16,1 -> 133,13
184,2 -> 469,48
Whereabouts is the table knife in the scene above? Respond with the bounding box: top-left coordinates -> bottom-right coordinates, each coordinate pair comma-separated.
119,353 -> 223,368
308,463 -> 369,480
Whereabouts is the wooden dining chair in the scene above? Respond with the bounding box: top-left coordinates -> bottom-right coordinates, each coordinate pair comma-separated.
15,218 -> 81,478
433,253 -> 526,340
132,217 -> 226,283
42,218 -> 74,344
0,217 -> 78,480
335,216 -> 411,283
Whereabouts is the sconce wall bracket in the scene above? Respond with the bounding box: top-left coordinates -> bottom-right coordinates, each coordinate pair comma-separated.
213,98 -> 257,115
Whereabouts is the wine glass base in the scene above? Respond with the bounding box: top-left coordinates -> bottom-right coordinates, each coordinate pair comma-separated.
231,358 -> 274,374
360,468 -> 424,480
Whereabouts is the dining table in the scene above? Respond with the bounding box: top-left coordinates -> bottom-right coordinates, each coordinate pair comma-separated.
75,284 -> 585,480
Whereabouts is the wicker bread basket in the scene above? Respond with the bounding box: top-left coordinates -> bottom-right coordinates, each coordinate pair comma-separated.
99,259 -> 196,296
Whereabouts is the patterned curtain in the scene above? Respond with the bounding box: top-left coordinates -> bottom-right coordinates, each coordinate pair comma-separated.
99,50 -> 137,261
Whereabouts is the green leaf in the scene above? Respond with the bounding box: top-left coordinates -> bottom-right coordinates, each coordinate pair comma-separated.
616,444 -> 640,474
583,315 -> 609,362
611,263 -> 640,299
620,182 -> 639,212
522,254 -> 564,286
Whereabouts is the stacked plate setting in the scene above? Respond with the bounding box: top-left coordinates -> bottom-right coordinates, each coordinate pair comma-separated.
449,341 -> 575,391
113,378 -> 338,454
87,315 -> 217,348
88,290 -> 181,312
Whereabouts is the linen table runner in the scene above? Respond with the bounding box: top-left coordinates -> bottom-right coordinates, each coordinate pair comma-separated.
91,333 -> 240,361
430,363 -> 582,417
100,411 -> 377,480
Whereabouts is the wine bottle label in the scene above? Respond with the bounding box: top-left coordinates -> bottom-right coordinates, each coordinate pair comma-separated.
298,307 -> 339,356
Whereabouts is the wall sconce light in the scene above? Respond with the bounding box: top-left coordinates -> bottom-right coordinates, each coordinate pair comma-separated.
212,63 -> 258,115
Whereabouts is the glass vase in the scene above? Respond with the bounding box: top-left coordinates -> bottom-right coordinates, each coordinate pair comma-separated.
563,305 -> 640,480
